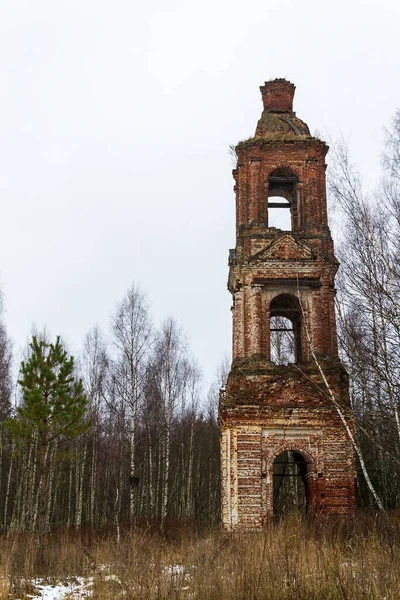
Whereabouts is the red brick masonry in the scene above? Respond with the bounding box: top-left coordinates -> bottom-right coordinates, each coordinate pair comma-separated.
219,79 -> 356,529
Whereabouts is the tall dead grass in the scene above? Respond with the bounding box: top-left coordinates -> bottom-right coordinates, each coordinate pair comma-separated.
1,513 -> 400,599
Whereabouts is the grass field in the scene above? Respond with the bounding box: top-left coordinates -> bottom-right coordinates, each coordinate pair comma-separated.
1,513 -> 400,599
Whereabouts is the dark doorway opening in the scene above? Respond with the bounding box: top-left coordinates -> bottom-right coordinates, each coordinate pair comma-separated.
273,450 -> 309,518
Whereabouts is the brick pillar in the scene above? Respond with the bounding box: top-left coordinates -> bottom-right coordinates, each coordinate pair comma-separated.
233,290 -> 244,358
311,289 -> 324,356
249,158 -> 261,223
236,159 -> 248,232
300,294 -> 311,362
230,428 -> 238,527
304,158 -> 320,229
328,287 -> 339,357
231,302 -> 235,360
243,285 -> 251,357
220,427 -> 231,527
319,160 -> 328,225
294,183 -> 302,229
251,284 -> 263,356
262,291 -> 271,359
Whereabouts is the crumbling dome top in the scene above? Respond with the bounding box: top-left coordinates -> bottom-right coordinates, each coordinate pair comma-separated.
254,79 -> 310,140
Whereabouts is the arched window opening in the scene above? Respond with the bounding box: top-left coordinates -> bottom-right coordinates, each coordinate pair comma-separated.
273,450 -> 309,518
268,197 -> 292,230
270,294 -> 302,363
270,315 -> 295,364
267,167 -> 298,231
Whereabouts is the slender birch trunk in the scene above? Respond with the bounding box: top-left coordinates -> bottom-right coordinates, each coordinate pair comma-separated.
3,441 -> 14,528
148,437 -> 154,515
186,417 -> 195,518
114,486 -> 120,548
129,382 -> 136,523
67,459 -> 73,529
76,442 -> 87,528
161,408 -> 171,529
90,433 -> 97,527
45,440 -> 58,533
37,440 -> 49,541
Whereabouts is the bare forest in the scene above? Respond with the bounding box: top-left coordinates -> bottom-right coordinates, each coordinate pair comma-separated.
0,286 -> 223,535
1,114 -> 400,534
0,112 -> 400,599
328,109 -> 400,510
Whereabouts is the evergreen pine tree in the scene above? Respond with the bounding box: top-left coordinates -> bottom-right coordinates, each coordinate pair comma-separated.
7,336 -> 89,537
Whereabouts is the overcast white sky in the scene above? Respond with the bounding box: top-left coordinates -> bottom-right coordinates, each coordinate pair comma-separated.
0,0 -> 399,386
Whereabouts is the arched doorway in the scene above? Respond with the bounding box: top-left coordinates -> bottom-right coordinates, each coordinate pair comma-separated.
273,450 -> 310,518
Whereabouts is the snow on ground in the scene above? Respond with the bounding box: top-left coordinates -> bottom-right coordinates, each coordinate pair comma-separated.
7,563 -> 191,598
15,577 -> 93,599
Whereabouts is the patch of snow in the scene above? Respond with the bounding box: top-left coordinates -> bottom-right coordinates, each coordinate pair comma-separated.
163,564 -> 186,577
11,562 -> 192,599
104,574 -> 122,584
17,577 -> 93,599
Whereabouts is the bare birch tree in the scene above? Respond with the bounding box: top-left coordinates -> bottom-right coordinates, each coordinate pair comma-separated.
110,284 -> 152,522
327,132 -> 400,507
81,326 -> 109,526
152,318 -> 190,528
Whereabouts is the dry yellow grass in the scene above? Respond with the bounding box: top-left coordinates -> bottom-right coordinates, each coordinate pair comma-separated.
1,513 -> 400,599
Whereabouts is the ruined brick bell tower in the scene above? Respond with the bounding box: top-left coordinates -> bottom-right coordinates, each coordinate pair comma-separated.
219,79 -> 356,529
